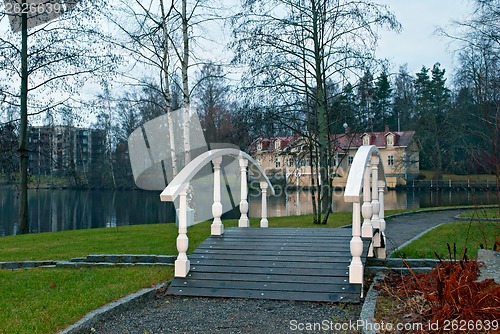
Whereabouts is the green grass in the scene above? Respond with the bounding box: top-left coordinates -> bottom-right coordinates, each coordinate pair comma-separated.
0,213 -> 358,262
0,266 -> 171,334
393,221 -> 500,259
459,207 -> 500,219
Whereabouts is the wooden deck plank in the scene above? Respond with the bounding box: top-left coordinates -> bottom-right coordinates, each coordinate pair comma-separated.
167,286 -> 360,303
169,279 -> 358,293
167,227 -> 369,303
189,259 -> 351,269
181,272 -> 350,284
189,253 -> 350,263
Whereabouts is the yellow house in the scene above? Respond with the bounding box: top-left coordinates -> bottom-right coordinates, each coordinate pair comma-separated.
248,127 -> 419,188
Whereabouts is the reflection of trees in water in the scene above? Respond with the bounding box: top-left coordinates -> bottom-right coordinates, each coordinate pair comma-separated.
0,189 -> 176,236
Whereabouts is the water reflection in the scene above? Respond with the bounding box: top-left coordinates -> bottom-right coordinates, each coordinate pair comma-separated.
0,189 -> 175,237
0,188 -> 497,236
249,189 -> 498,217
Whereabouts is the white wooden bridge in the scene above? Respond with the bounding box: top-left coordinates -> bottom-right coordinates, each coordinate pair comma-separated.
160,146 -> 387,303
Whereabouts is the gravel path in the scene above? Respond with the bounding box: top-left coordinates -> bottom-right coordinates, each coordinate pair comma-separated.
86,209 -> 462,334
89,295 -> 362,334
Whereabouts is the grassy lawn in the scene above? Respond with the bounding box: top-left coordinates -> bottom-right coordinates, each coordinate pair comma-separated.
393,221 -> 500,259
0,267 -> 171,334
459,207 -> 500,219
0,213 -> 358,262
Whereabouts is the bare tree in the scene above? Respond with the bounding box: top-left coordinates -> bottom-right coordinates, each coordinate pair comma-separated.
0,0 -> 119,234
231,0 -> 400,223
444,0 -> 499,207
105,0 -> 225,174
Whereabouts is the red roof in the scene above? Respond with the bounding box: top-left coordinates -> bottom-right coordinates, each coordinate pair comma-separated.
248,130 -> 415,153
333,131 -> 415,152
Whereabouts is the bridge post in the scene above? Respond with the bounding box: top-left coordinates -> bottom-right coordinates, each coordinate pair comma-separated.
211,156 -> 224,236
370,155 -> 380,240
238,157 -> 249,227
361,164 -> 373,238
375,180 -> 386,258
260,181 -> 269,228
349,201 -> 363,284
175,184 -> 190,277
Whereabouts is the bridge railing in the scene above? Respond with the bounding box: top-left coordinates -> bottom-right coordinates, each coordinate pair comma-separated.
160,148 -> 275,277
344,145 -> 387,284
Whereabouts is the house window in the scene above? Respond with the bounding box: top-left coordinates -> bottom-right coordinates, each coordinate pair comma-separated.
275,158 -> 281,168
275,140 -> 281,150
257,142 -> 262,151
348,156 -> 354,165
288,158 -> 294,167
388,155 -> 394,166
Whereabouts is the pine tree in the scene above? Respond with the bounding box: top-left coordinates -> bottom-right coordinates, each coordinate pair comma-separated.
373,70 -> 393,131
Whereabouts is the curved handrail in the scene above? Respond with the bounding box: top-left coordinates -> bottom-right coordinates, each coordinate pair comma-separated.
343,145 -> 387,286
344,145 -> 386,202
160,148 -> 275,202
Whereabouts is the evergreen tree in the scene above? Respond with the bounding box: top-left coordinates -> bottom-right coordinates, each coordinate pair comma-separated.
356,70 -> 375,131
393,64 -> 415,131
373,69 -> 393,131
414,63 -> 451,178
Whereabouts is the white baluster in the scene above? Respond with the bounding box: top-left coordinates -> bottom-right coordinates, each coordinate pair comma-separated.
175,184 -> 190,277
211,156 -> 224,236
371,155 -> 380,238
376,180 -> 386,258
238,158 -> 249,227
260,181 -> 269,228
361,164 -> 373,238
349,201 -> 363,284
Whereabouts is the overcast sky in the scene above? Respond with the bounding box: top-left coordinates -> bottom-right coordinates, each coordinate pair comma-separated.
374,0 -> 473,77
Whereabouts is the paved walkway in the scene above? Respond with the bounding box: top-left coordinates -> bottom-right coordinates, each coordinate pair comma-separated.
81,209 -> 463,334
384,209 -> 463,254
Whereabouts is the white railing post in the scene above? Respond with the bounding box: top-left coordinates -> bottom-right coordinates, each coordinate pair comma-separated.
370,155 -> 380,240
349,201 -> 363,284
361,164 -> 373,238
175,184 -> 190,277
211,156 -> 224,236
238,157 -> 249,227
260,181 -> 269,228
376,180 -> 386,258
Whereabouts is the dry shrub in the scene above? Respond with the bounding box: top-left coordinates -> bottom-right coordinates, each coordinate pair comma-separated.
377,260 -> 500,333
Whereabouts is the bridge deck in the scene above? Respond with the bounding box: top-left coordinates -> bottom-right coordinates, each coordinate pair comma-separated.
167,227 -> 370,303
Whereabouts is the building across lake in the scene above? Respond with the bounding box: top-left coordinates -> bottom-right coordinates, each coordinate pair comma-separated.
248,126 -> 419,188
28,125 -> 105,176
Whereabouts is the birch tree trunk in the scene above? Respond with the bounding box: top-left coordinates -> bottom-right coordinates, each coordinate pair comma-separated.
160,0 -> 178,177
182,0 -> 191,165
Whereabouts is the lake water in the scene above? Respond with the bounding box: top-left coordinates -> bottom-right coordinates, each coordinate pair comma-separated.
0,188 -> 497,236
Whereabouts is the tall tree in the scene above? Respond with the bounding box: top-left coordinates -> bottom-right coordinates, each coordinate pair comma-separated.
373,69 -> 393,131
446,0 -> 499,201
357,70 -> 376,131
231,0 -> 400,223
0,0 -> 118,233
392,64 -> 415,131
106,0 -> 223,174
414,63 -> 451,178
194,62 -> 228,143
